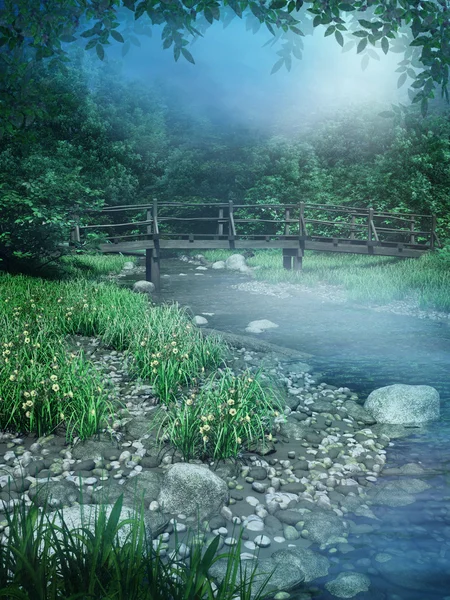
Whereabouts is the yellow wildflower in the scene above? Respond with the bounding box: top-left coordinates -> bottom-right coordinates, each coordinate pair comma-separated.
26,400 -> 33,407
200,415 -> 208,422
245,415 -> 251,422
24,338 -> 30,344
171,341 -> 177,346
9,375 -> 15,381
50,375 -> 58,381
30,390 -> 37,397
229,408 -> 237,416
52,384 -> 60,392
67,391 -> 73,398
203,424 -> 211,432
186,399 -> 193,406
237,437 -> 242,444
25,411 -> 31,418
227,399 -> 235,406
90,409 -> 95,416
141,341 -> 146,346
202,436 -> 208,443
172,348 -> 178,354
207,414 -> 214,421
23,391 -> 30,398
60,413 -> 65,420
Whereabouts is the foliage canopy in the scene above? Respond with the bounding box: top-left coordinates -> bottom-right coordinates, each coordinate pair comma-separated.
1,0 -> 450,133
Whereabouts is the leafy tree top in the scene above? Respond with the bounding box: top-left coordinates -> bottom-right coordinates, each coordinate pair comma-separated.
0,0 -> 449,133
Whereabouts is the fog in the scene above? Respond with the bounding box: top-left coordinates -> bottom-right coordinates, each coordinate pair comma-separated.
100,9 -> 408,133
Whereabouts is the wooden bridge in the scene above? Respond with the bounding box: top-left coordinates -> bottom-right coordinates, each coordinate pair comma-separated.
70,201 -> 441,291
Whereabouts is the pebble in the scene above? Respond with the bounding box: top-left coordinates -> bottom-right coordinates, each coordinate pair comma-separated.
254,535 -> 271,548
246,496 -> 259,507
224,537 -> 238,546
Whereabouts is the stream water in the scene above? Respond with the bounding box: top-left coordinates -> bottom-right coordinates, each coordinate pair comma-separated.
121,257 -> 450,600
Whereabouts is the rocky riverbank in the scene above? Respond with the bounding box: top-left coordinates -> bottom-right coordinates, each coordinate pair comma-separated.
0,256 -> 445,600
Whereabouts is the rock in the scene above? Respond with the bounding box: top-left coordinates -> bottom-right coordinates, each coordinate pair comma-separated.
211,261 -> 226,270
193,316 -> 208,326
28,480 -> 90,508
254,535 -> 271,548
364,384 -> 440,425
122,262 -> 135,270
249,467 -> 268,481
366,481 -> 417,507
225,254 -> 247,272
302,511 -> 346,546
157,463 -> 228,521
36,503 -> 166,557
209,555 -> 304,599
325,572 -> 371,598
245,320 -> 279,334
271,548 -> 330,582
132,281 -> 155,295
275,510 -> 303,526
343,401 -> 377,425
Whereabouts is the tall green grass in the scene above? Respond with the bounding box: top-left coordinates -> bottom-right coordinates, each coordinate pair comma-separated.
0,491 -> 274,600
202,248 -> 450,312
0,272 -> 225,441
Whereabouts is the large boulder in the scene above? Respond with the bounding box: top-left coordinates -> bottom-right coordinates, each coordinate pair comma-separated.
34,503 -> 167,557
225,254 -> 248,272
209,553 -> 306,599
157,463 -> 229,520
364,384 -> 440,425
132,280 -> 155,295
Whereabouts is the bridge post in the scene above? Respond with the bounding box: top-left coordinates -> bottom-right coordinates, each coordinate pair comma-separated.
293,248 -> 303,271
282,248 -> 292,270
70,213 -> 81,247
145,200 -> 160,290
410,217 -> 415,245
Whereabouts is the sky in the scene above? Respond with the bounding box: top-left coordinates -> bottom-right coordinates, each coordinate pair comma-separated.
101,8 -> 410,133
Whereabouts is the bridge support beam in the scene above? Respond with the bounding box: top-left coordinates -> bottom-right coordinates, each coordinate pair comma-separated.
146,248 -> 160,291
282,248 -> 303,271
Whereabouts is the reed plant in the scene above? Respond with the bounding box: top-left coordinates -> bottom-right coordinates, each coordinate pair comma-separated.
155,367 -> 283,462
0,491 -> 273,600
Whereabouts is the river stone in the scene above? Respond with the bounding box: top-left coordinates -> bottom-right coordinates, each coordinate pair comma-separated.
28,480 -> 90,508
280,483 -> 306,494
193,316 -> 208,326
342,402 -> 377,425
225,254 -> 247,271
302,511 -> 346,546
209,555 -> 304,599
325,572 -> 371,598
367,481 -> 417,507
249,467 -> 268,480
212,261 -> 226,269
73,459 -> 96,472
364,384 -> 440,425
271,548 -> 330,582
280,420 -> 309,441
274,510 -> 303,526
370,424 -> 413,439
132,281 -> 155,295
157,463 -> 228,520
71,438 -> 118,461
245,320 -> 279,334
36,503 -> 167,556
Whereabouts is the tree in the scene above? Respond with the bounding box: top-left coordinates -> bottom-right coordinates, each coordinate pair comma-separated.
1,0 -> 450,135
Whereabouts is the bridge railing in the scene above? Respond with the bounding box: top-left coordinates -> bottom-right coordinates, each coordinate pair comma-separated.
70,200 -> 440,250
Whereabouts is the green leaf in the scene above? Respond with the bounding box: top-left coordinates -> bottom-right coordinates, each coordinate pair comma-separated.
111,30 -> 124,43
181,48 -> 195,64
96,43 -> 105,60
352,30 -> 368,38
361,54 -> 369,71
122,39 -> 131,56
85,39 -> 97,51
324,25 -> 335,37
381,37 -> 389,54
271,58 -> 284,74
367,48 -> 379,60
421,97 -> 428,117
270,0 -> 287,8
357,38 -> 367,54
60,34 -> 76,43
335,30 -> 344,47
397,72 -> 407,88
174,46 -> 181,61
339,3 -> 354,10
342,40 -> 355,52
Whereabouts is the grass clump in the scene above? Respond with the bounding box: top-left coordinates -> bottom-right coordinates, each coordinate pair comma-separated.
201,248 -> 450,312
0,492 -> 274,600
0,267 -> 227,442
156,367 -> 283,462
